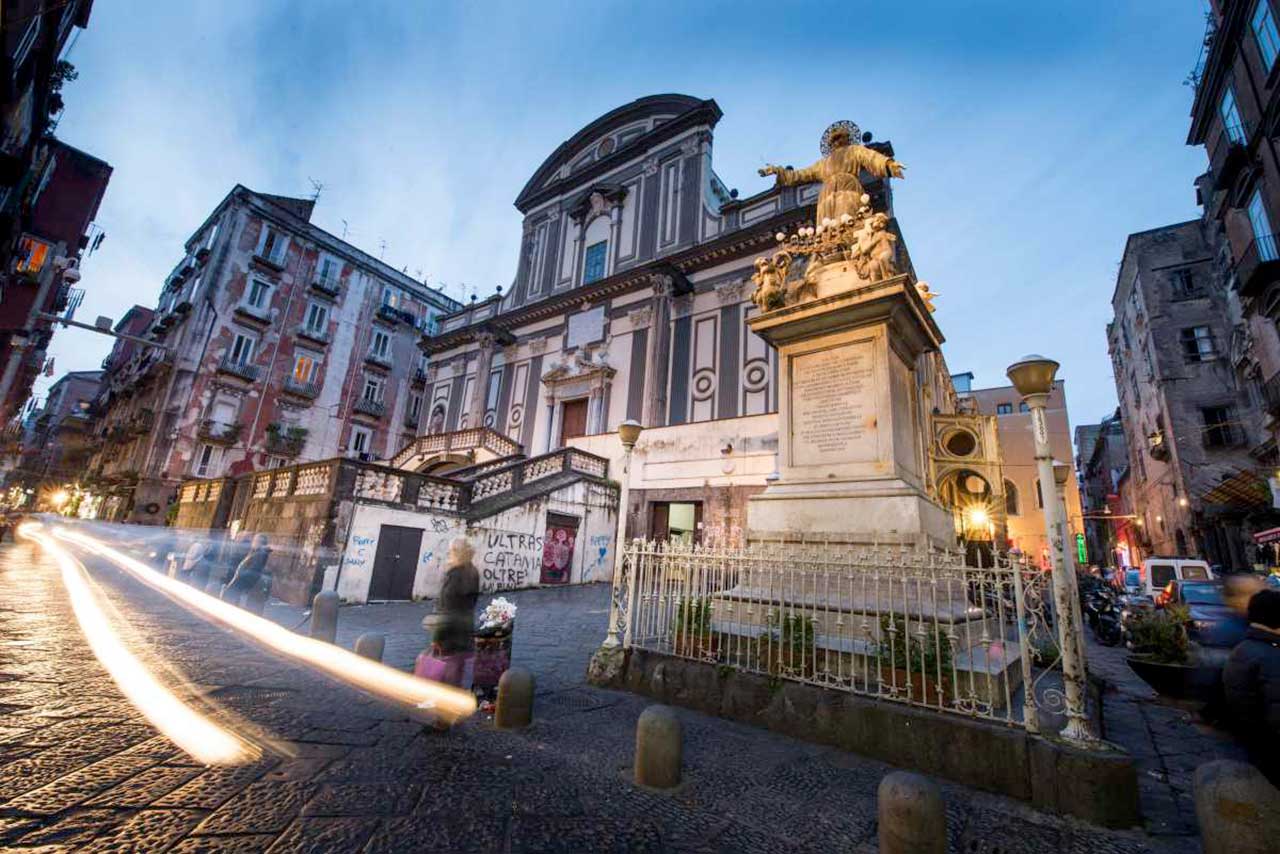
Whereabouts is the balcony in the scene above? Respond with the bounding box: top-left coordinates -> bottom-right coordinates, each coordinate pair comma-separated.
404,411 -> 420,429
1209,121 -> 1252,192
217,356 -> 260,382
297,324 -> 330,345
1234,233 -> 1280,297
128,409 -> 155,435
265,426 -> 308,457
311,277 -> 340,299
352,397 -> 386,419
282,377 -> 320,399
365,350 -> 393,369
234,302 -> 272,325
377,304 -> 415,325
198,419 -> 243,445
411,367 -> 428,387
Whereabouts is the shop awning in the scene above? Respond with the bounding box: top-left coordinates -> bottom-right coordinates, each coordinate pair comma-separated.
1201,469 -> 1273,509
1253,526 -> 1280,545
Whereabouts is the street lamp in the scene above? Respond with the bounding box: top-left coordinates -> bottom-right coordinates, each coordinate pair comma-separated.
603,420 -> 643,648
1007,354 -> 1094,744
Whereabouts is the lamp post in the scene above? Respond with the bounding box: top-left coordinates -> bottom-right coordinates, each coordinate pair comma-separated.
1007,355 -> 1094,744
603,419 -> 643,648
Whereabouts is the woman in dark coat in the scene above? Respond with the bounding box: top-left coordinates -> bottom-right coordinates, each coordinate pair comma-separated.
1223,589 -> 1280,785
432,538 -> 480,666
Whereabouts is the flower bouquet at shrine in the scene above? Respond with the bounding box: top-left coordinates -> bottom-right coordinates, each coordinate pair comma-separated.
473,597 -> 517,705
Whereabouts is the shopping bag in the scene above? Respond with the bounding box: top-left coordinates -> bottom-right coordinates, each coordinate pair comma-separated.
414,649 -> 474,689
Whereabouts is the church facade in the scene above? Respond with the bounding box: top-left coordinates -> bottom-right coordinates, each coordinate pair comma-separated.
420,94 -> 968,546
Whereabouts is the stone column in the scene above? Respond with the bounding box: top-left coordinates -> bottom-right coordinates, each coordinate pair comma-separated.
468,332 -> 495,429
642,274 -> 674,428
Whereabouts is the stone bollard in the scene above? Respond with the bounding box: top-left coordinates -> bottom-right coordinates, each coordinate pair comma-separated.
634,705 -> 682,789
1194,760 -> 1280,854
309,591 -> 339,643
878,771 -> 946,854
495,668 -> 534,729
354,632 -> 385,662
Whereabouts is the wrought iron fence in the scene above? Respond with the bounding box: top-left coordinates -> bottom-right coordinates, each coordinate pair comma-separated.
612,539 -> 1068,730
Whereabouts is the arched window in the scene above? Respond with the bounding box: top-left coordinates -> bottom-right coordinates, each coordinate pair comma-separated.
1004,480 -> 1019,516
582,215 -> 610,284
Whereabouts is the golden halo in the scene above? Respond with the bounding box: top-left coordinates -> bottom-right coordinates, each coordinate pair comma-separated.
820,120 -> 862,155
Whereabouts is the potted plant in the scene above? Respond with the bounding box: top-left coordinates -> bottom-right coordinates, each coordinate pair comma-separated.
875,615 -> 956,706
672,597 -> 717,659
1125,605 -> 1220,699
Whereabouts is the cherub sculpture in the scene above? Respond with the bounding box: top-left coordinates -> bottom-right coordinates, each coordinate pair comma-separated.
750,251 -> 791,312
863,213 -> 899,281
915,281 -> 938,313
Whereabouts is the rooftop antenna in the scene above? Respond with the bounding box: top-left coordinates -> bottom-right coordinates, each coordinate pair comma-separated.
379,238 -> 387,259
308,177 -> 325,204
341,219 -> 349,239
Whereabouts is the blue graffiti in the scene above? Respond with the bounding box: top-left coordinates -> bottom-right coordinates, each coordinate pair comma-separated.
584,534 -> 610,581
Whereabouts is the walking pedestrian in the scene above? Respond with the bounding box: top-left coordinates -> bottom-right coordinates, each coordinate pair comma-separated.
1223,588 -> 1280,786
221,533 -> 271,608
182,540 -> 216,590
432,537 -> 480,675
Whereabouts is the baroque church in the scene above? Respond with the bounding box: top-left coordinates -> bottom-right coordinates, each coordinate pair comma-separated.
416,94 -> 986,546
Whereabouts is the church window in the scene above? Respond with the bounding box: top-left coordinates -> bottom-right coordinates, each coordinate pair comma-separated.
583,241 -> 607,284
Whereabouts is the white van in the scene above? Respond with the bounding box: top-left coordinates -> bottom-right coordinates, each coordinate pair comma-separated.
1139,557 -> 1214,598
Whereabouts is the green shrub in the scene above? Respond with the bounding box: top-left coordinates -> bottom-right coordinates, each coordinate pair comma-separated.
673,597 -> 711,637
1127,605 -> 1189,664
876,615 -> 955,678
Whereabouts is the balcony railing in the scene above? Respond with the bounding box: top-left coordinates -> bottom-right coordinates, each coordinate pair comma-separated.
297,324 -> 330,345
217,356 -> 260,382
198,419 -> 243,445
365,351 -> 392,369
234,302 -> 272,324
282,377 -> 320,399
377,304 -> 415,325
311,277 -> 340,298
1234,232 -> 1280,296
352,397 -> 386,418
1209,121 -> 1252,192
404,411 -> 420,429
265,429 -> 307,457
411,367 -> 428,386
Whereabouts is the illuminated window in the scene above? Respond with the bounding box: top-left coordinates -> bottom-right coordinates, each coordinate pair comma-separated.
292,353 -> 316,383
15,236 -> 51,274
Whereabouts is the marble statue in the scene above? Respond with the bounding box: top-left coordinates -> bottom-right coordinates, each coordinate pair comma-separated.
759,120 -> 905,228
915,281 -> 938,312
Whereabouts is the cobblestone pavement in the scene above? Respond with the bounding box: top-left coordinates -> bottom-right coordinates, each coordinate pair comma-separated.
1087,632 -> 1246,845
0,533 -> 1227,853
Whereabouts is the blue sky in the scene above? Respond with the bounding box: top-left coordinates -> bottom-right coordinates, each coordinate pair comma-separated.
43,1 -> 1211,430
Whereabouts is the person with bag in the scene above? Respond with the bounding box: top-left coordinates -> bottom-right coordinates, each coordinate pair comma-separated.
221,533 -> 271,608
416,538 -> 480,695
1223,588 -> 1280,786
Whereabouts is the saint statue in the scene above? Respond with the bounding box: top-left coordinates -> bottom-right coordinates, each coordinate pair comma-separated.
759,120 -> 905,227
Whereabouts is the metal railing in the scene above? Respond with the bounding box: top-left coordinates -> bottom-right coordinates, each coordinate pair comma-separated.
352,397 -> 386,418
1209,120 -> 1252,190
1234,232 -> 1280,296
611,539 -> 1069,730
297,324 -> 331,345
1261,371 -> 1280,417
217,357 -> 260,382
282,377 -> 320,399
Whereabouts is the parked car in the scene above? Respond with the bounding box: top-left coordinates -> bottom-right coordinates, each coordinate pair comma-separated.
1113,567 -> 1143,595
1138,557 -> 1213,599
1156,580 -> 1246,649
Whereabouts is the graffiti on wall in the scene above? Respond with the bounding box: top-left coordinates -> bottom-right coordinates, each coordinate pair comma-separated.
477,529 -> 544,592
583,534 -> 610,581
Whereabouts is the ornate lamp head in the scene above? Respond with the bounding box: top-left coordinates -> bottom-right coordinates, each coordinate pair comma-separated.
821,120 -> 862,155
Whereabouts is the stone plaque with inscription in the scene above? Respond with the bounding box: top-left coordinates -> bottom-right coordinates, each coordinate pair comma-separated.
790,341 -> 876,467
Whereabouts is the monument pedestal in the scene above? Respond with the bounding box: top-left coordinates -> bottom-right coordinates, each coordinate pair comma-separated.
747,269 -> 954,548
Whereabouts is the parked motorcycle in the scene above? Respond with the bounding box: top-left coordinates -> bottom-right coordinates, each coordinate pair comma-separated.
1081,581 -> 1123,646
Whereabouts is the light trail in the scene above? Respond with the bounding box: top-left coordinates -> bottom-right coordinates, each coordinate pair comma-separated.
20,524 -> 258,765
54,527 -> 477,723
